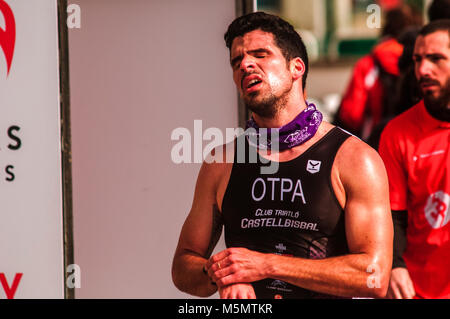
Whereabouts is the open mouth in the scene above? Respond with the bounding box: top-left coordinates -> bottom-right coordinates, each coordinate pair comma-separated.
247,79 -> 262,88
242,75 -> 263,92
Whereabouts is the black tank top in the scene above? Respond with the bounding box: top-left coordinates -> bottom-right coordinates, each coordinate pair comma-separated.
221,127 -> 352,299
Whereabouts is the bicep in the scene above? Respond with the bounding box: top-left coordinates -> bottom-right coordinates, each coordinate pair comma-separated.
340,141 -> 393,256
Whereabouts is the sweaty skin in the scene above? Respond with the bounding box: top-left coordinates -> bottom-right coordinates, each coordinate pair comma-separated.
172,30 -> 393,299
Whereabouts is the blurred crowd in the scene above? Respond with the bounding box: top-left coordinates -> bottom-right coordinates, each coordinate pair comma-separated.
334,0 -> 450,148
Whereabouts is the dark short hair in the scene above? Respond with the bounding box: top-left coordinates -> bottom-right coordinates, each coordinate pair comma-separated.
418,19 -> 450,40
224,12 -> 309,90
382,5 -> 422,39
428,0 -> 450,21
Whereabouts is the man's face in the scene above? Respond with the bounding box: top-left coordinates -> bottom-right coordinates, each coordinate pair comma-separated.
230,29 -> 294,118
413,31 -> 450,112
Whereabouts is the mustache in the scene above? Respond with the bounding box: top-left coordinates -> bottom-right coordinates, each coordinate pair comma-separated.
243,71 -> 260,77
418,77 -> 440,86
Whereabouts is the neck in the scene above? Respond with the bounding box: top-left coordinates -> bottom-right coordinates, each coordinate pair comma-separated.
252,98 -> 309,128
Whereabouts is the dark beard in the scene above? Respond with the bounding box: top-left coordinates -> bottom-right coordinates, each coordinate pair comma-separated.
244,93 -> 279,118
244,83 -> 292,119
423,78 -> 450,122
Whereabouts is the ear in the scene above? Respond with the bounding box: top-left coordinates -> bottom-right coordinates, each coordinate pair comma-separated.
290,57 -> 305,81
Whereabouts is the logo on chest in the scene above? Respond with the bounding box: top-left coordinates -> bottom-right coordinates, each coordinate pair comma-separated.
424,191 -> 450,229
306,160 -> 321,174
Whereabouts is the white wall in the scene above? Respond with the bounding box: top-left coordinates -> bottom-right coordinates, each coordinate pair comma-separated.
68,0 -> 236,298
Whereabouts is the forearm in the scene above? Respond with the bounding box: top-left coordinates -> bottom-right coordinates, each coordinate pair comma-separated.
265,253 -> 389,298
172,251 -> 218,297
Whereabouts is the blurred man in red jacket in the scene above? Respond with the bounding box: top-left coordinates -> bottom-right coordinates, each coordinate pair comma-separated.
334,5 -> 421,140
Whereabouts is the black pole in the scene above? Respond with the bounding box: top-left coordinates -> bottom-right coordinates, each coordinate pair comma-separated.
57,0 -> 75,300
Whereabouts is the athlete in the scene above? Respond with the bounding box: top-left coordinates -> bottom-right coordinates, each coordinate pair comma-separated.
172,12 -> 393,299
379,19 -> 450,299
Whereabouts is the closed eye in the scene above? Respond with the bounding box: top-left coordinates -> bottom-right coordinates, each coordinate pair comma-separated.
230,48 -> 271,70
250,49 -> 270,58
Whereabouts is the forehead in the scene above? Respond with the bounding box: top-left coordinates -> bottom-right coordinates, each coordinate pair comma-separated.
230,29 -> 279,55
414,31 -> 450,55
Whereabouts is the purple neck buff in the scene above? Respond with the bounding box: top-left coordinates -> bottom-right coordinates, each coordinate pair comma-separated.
245,102 -> 323,151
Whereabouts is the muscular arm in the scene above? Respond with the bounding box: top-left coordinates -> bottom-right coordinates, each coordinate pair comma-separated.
207,138 -> 393,298
171,162 -> 223,297
172,144 -> 256,299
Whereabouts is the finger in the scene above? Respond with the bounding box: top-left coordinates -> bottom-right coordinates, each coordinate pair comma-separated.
391,282 -> 403,299
223,286 -> 238,299
244,287 -> 256,299
237,291 -> 247,299
221,291 -> 231,299
238,286 -> 256,299
235,286 -> 249,299
217,272 -> 245,287
206,260 -> 225,278
406,278 -> 416,299
219,286 -> 231,299
226,247 -> 246,255
225,291 -> 236,299
211,264 -> 236,282
209,258 -> 227,273
206,249 -> 230,270
208,260 -> 231,281
211,254 -> 238,274
408,277 -> 416,298
399,281 -> 414,299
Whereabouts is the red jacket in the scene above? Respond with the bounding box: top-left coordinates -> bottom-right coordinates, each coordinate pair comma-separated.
336,38 -> 403,139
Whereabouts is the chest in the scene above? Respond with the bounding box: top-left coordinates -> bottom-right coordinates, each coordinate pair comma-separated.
222,154 -> 343,237
403,130 -> 450,229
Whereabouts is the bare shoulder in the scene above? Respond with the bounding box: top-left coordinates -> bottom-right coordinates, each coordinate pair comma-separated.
338,135 -> 381,163
335,134 -> 388,193
318,122 -> 382,167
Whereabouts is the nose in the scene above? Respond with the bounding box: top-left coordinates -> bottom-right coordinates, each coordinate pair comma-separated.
240,54 -> 256,72
416,59 -> 433,78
